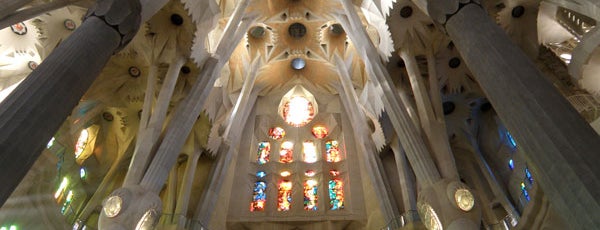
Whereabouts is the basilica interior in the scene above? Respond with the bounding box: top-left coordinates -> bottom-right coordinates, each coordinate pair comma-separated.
0,0 -> 599,229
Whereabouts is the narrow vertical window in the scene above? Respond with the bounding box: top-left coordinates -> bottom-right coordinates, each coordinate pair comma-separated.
60,190 -> 74,214
304,179 -> 318,211
250,171 -> 267,212
279,141 -> 294,163
328,170 -> 344,210
525,167 -> 534,185
302,141 -> 318,163
328,179 -> 344,210
278,180 -> 293,211
250,182 -> 267,211
506,132 -> 517,148
257,142 -> 270,164
74,129 -> 89,158
325,140 -> 341,162
520,182 -> 530,202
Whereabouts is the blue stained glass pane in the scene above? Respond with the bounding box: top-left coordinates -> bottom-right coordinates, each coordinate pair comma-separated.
508,159 -> 514,170
507,132 -> 517,148
525,168 -> 533,185
256,171 -> 266,178
328,179 -> 344,210
250,181 -> 267,211
523,189 -> 530,201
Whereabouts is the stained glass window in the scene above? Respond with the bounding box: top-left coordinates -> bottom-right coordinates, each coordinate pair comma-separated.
311,125 -> 328,139
47,137 -> 56,149
304,179 -> 318,211
278,180 -> 293,211
54,177 -> 69,199
507,132 -> 517,148
280,171 -> 291,177
269,127 -> 286,140
329,170 -> 340,177
328,179 -> 344,210
302,141 -> 318,163
61,190 -> 74,214
257,142 -> 270,164
525,168 -> 533,185
256,171 -> 266,178
325,140 -> 341,162
281,96 -> 315,127
80,168 -> 87,180
279,141 -> 294,163
74,129 -> 89,158
251,171 -> 267,212
520,182 -> 530,202
250,181 -> 267,212
508,159 -> 514,170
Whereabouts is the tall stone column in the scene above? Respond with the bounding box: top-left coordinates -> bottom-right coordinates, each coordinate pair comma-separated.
0,0 -> 140,207
427,1 -> 600,228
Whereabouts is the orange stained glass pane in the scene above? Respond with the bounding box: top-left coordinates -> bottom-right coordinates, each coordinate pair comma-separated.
278,180 -> 293,211
268,127 -> 286,140
279,141 -> 294,163
282,96 -> 315,127
311,125 -> 328,139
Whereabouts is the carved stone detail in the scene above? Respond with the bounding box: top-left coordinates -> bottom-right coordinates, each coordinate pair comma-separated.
427,0 -> 481,33
85,0 -> 141,52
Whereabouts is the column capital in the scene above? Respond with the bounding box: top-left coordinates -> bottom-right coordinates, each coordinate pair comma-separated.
85,0 -> 141,52
427,0 -> 481,33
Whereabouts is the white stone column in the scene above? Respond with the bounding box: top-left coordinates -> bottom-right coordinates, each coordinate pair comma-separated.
335,55 -> 400,225
194,58 -> 261,226
399,47 -> 459,181
138,0 -> 255,193
428,1 -> 600,228
389,138 -> 419,224
0,0 -> 140,206
124,55 -> 185,186
163,165 -> 179,223
174,151 -> 200,228
338,0 -> 441,187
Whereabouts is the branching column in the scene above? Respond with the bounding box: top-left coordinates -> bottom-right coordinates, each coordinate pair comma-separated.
427,1 -> 600,228
335,55 -> 400,225
138,0 -> 255,193
399,47 -> 459,181
338,0 -> 441,187
194,58 -> 261,226
0,0 -> 140,207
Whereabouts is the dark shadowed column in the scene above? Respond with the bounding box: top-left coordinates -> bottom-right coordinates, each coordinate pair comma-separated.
0,0 -> 140,206
427,1 -> 600,228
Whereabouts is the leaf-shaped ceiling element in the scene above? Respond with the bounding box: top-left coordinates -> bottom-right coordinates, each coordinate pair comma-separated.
146,0 -> 195,62
496,0 -> 541,58
32,6 -> 86,58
